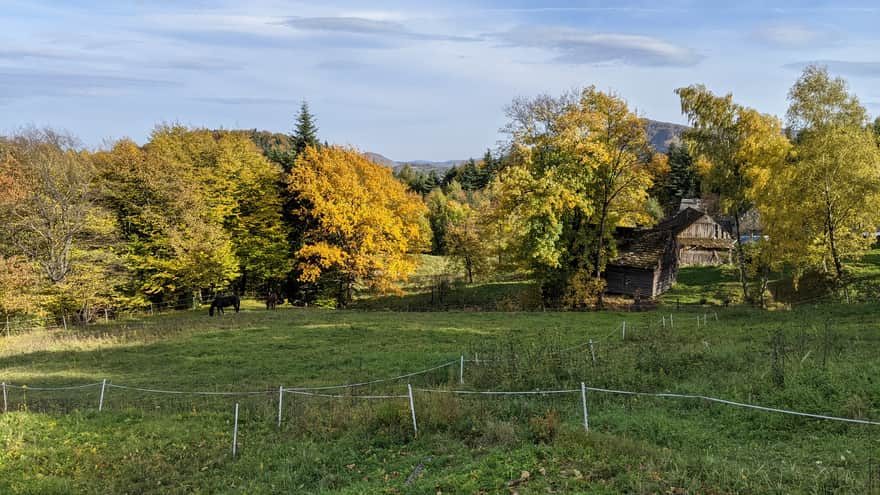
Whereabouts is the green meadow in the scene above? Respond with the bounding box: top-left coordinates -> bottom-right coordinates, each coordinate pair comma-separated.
2,295 -> 880,494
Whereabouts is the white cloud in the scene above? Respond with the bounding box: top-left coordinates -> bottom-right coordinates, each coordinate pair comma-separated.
493,26 -> 702,67
752,22 -> 840,49
783,60 -> 880,78
281,16 -> 479,42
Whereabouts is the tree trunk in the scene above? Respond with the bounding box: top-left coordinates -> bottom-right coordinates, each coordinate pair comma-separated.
593,205 -> 609,309
734,212 -> 750,302
826,203 -> 844,285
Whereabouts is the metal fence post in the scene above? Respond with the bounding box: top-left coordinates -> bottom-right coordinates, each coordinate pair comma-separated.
98,379 -> 107,411
232,403 -> 239,457
277,386 -> 284,428
459,356 -> 464,384
407,384 -> 418,436
581,382 -> 589,431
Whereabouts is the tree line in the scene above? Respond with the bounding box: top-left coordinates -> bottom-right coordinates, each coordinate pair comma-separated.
2,66 -> 880,320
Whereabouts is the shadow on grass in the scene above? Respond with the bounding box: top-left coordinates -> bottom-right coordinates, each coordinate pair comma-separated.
352,281 -> 538,311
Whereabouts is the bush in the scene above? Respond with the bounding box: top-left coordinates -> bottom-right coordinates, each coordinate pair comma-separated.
528,409 -> 560,444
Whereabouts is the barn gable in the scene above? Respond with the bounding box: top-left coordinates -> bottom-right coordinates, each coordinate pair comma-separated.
603,207 -> 733,298
605,230 -> 677,298
661,208 -> 733,266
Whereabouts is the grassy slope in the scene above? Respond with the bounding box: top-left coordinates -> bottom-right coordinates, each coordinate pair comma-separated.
2,301 -> 880,493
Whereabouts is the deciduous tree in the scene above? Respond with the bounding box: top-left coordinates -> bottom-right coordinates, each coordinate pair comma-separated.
288,145 -> 429,306
676,85 -> 790,302
495,87 -> 662,306
758,66 -> 880,287
0,129 -> 97,283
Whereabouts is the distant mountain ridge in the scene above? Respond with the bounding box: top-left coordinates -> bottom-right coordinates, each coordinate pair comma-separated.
364,152 -> 469,172
646,119 -> 687,153
365,120 -> 687,170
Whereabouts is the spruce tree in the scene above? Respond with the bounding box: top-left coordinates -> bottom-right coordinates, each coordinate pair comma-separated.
292,101 -> 320,157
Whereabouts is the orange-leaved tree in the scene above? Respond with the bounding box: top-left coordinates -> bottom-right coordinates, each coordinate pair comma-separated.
288,145 -> 429,306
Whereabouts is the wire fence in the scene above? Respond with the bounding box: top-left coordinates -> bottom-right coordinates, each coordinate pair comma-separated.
4,337 -> 879,460
3,310 -> 879,466
0,292 -> 281,337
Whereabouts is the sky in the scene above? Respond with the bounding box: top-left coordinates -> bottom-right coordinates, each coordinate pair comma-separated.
1,1 -> 879,161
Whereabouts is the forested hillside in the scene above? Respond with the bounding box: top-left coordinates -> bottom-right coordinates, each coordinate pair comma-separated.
2,67 -> 880,323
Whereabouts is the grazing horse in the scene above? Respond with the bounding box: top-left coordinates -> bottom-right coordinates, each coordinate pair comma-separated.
265,292 -> 279,310
209,295 -> 240,316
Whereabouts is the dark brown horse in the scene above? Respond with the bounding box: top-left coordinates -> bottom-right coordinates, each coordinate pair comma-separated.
209,295 -> 240,316
265,292 -> 279,310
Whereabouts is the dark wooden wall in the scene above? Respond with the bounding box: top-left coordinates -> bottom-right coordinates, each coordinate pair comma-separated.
605,265 -> 658,297
679,215 -> 731,239
680,248 -> 730,266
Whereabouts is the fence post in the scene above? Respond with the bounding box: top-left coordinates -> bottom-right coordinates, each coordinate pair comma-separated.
621,321 -> 626,341
407,384 -> 418,436
714,311 -> 718,321
459,356 -> 464,384
98,379 -> 107,411
277,386 -> 284,428
670,314 -> 674,329
588,339 -> 596,363
104,309 -> 109,324
580,382 -> 589,431
62,314 -> 68,331
232,402 -> 239,458
2,382 -> 6,413
662,316 -> 666,329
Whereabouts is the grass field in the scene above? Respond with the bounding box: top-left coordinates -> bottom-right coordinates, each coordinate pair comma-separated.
2,300 -> 880,494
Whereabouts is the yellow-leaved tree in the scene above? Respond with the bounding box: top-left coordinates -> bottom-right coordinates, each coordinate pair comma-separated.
494,87 -> 663,307
676,85 -> 791,302
758,66 -> 880,290
288,146 -> 429,306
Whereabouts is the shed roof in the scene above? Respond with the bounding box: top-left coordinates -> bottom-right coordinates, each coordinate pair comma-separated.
678,237 -> 734,249
656,207 -> 710,234
609,229 -> 672,270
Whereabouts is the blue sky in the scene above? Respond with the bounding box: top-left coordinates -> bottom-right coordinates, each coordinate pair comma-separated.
2,1 -> 879,160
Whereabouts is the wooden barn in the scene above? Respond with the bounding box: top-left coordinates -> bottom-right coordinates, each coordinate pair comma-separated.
604,229 -> 678,298
603,208 -> 733,298
658,207 -> 733,266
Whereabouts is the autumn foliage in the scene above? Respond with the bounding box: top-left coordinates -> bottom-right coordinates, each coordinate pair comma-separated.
289,145 -> 429,305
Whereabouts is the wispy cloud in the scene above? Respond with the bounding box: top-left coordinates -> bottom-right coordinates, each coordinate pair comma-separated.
493,26 -> 702,67
0,47 -> 78,61
751,22 -> 840,48
192,96 -> 298,105
783,60 -> 880,78
282,16 -> 479,43
0,68 -> 176,100
150,59 -> 240,72
144,28 -> 293,48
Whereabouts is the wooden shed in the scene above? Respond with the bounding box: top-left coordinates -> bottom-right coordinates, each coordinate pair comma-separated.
603,208 -> 733,298
658,207 -> 733,266
604,230 -> 678,298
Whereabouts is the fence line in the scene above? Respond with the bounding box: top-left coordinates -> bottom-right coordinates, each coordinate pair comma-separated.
5,377 -> 877,427
415,388 -> 578,395
4,382 -> 103,391
581,385 -> 880,426
284,359 -> 459,391
106,383 -> 273,396
284,390 -> 409,399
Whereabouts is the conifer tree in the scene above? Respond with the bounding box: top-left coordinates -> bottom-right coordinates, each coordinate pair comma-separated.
292,101 -> 320,157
